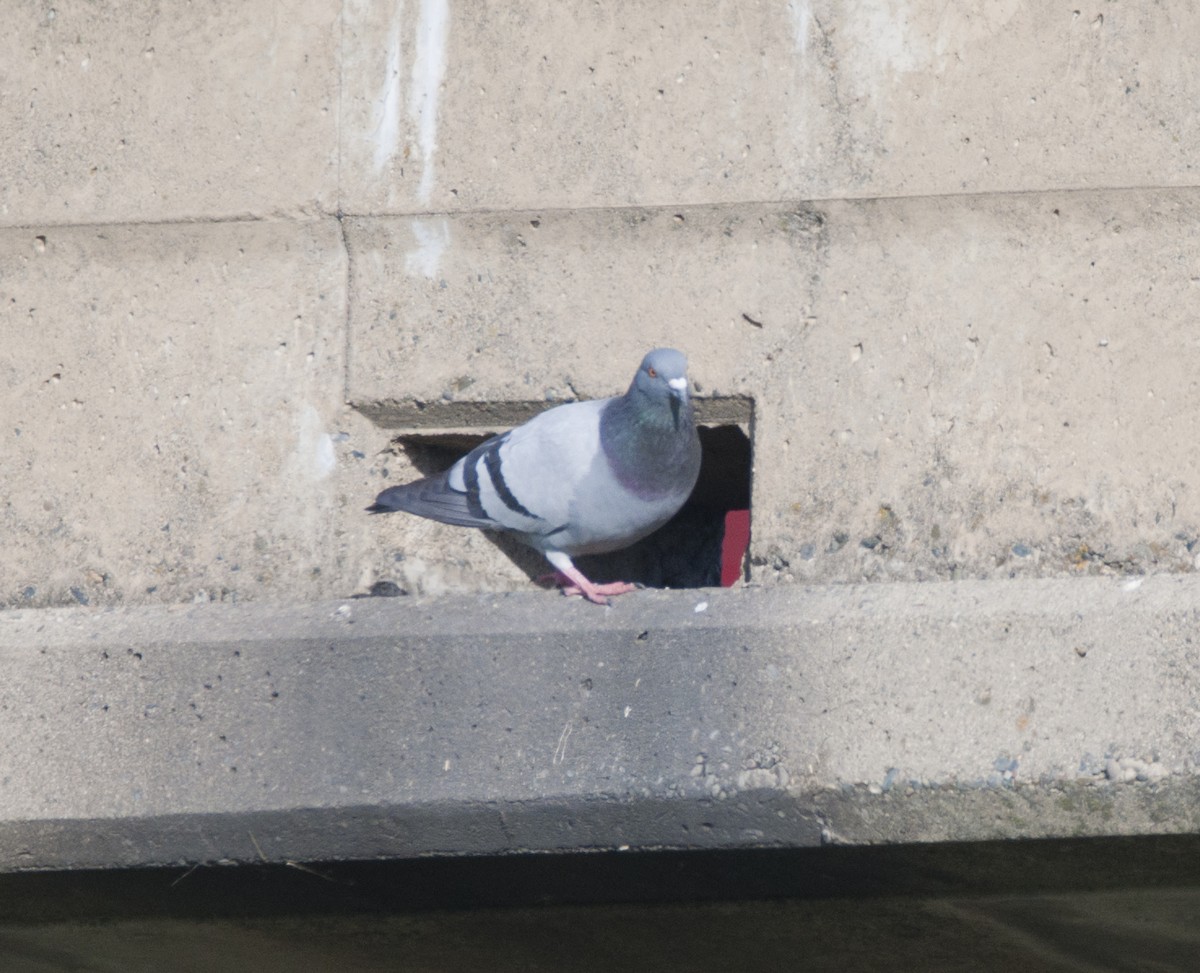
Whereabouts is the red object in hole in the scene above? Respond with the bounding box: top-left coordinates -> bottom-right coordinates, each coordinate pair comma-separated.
721,509 -> 750,587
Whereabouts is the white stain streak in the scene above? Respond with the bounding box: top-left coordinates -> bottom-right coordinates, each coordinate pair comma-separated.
315,432 -> 336,478
298,405 -> 336,480
409,0 -> 449,204
788,0 -> 813,56
372,2 -> 406,173
404,218 -> 450,278
858,0 -> 923,74
553,722 -> 572,765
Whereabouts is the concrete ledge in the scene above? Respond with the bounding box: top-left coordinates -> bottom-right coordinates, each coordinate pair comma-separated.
2,576 -> 1197,872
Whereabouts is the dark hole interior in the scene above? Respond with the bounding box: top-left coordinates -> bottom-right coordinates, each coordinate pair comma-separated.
394,424 -> 752,590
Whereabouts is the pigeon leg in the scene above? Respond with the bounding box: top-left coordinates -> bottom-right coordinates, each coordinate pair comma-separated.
538,570 -> 638,601
542,552 -> 637,605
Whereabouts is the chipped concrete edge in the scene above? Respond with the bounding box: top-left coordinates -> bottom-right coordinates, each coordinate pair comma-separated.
1,577 -> 1198,871
354,395 -> 754,430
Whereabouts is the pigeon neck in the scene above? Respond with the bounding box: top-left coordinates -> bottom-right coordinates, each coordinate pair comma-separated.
600,387 -> 697,497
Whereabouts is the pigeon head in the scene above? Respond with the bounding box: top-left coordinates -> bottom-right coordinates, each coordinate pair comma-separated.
630,348 -> 691,424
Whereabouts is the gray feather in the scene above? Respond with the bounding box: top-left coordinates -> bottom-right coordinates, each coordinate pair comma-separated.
366,473 -> 496,529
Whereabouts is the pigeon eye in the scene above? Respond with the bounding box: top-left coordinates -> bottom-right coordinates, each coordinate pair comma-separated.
647,367 -> 657,378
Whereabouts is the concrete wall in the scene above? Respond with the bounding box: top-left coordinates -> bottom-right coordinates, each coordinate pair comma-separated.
4,2 -> 1200,963
5,0 -> 1200,606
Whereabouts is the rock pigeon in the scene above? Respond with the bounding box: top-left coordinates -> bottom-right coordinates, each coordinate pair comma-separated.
368,348 -> 702,604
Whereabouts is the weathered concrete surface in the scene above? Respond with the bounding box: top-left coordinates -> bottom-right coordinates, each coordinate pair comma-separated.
2,3 -> 1197,966
0,220 -> 368,610
8,189 -> 1198,607
340,0 -> 1200,214
1,579 -> 1197,872
6,200 -> 1199,608
8,1 -> 1199,227
349,189 -> 1200,593
0,2 -> 339,226
3,4 -> 1199,606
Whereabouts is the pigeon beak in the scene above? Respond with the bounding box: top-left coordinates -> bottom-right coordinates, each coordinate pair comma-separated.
667,377 -> 688,426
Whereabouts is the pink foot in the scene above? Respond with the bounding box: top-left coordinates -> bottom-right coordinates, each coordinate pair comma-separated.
560,579 -> 638,603
535,570 -> 638,606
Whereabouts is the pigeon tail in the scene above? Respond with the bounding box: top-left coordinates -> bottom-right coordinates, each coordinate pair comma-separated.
367,478 -> 497,529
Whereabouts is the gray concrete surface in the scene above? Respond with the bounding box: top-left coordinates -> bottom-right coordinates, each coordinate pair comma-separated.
4,2 -> 1200,605
349,190 -> 1200,594
1,578 -> 1197,872
1,220 -> 356,610
339,1 -> 1200,212
4,3 -> 1200,964
8,190 -> 1200,607
8,2 -> 1200,227
2,2 -> 339,225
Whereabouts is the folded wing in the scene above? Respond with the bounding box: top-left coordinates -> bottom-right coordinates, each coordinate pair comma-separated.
366,400 -> 607,539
